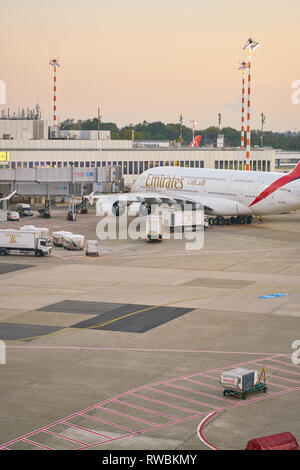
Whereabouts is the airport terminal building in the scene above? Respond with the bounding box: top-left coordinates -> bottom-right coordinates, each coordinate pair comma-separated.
2,115 -> 300,191
0,118 -> 279,187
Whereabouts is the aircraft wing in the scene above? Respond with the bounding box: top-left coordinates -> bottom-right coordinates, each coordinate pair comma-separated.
85,191 -> 238,215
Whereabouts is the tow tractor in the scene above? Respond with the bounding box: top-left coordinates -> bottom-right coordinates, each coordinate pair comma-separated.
220,366 -> 267,400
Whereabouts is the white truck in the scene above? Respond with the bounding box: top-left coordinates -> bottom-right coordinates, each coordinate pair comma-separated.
0,230 -> 52,257
146,215 -> 162,242
163,209 -> 208,232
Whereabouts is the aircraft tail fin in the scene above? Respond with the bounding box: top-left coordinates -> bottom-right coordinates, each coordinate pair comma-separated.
189,135 -> 202,148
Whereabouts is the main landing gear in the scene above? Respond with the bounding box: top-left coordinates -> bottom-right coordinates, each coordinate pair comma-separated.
208,215 -> 253,226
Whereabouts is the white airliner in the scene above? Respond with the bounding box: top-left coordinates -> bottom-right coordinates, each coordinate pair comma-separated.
86,162 -> 300,224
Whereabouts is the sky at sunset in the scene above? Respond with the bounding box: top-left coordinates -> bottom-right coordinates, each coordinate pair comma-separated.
1,0 -> 300,131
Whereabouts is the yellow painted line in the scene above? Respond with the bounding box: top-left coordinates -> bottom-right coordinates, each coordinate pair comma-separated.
5,284 -> 294,344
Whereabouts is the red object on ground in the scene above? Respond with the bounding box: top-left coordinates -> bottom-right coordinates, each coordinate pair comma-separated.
245,432 -> 299,450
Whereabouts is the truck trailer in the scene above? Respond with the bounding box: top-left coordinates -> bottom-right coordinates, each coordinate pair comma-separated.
0,230 -> 52,257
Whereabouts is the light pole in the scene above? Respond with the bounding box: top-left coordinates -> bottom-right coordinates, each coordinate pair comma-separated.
239,61 -> 248,148
243,38 -> 260,170
190,120 -> 197,141
260,112 -> 266,147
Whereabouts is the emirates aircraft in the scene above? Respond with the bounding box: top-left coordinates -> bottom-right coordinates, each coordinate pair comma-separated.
86,162 -> 300,225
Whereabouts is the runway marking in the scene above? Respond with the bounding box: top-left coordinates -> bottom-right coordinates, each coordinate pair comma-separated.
3,277 -> 296,343
6,344 -> 292,357
2,352 -> 300,450
197,412 -> 219,450
114,399 -> 178,421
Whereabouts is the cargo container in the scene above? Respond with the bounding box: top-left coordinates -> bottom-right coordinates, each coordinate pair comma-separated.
220,368 -> 259,392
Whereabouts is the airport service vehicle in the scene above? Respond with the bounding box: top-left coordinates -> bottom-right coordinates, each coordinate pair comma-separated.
220,367 -> 267,399
0,229 -> 52,256
146,215 -> 162,242
163,209 -> 208,232
7,211 -> 20,221
86,240 -> 99,256
20,225 -> 49,238
85,162 -> 300,224
16,203 -> 34,217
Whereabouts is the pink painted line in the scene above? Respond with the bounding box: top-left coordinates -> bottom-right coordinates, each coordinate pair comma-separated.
198,373 -> 220,382
79,413 -> 135,433
114,399 -> 177,421
253,363 -> 300,380
96,406 -> 158,426
62,421 -> 111,440
75,412 -> 207,450
199,371 -> 294,390
267,357 -> 300,369
145,386 -> 220,410
22,438 -> 53,450
7,344 -> 290,358
0,382 -> 165,448
130,392 -> 198,415
184,377 -> 224,391
81,385 -> 300,451
165,382 -> 235,403
44,429 -> 86,446
0,353 -> 291,449
266,381 -> 291,390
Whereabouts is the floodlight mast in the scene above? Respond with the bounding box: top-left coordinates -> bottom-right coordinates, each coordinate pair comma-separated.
243,38 -> 260,170
49,58 -> 60,128
190,120 -> 197,141
239,61 -> 248,149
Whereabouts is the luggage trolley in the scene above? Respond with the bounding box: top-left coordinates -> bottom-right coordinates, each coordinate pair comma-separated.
221,366 -> 268,400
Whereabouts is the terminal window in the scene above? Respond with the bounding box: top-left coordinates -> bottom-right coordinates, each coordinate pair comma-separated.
123,162 -> 127,174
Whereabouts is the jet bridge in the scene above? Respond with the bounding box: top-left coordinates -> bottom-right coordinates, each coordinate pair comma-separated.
0,166 -> 123,220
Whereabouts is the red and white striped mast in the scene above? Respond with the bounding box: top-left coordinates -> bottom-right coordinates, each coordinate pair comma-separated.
49,57 -> 60,129
243,38 -> 259,170
239,61 -> 247,149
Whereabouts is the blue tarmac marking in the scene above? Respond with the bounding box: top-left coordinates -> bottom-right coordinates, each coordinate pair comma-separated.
259,293 -> 289,299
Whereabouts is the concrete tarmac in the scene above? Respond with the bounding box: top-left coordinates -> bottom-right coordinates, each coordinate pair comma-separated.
0,209 -> 300,450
